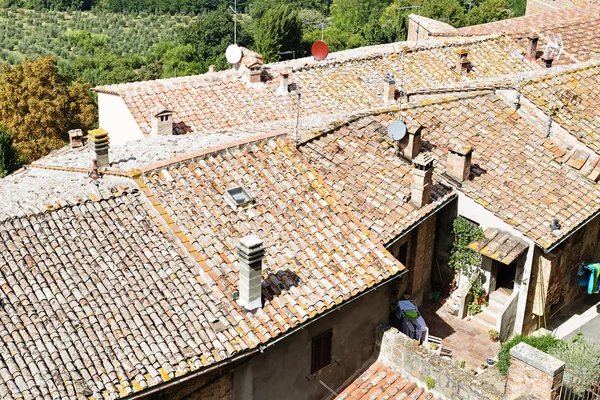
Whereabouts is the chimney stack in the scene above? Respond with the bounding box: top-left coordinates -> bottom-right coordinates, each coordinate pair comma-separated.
208,65 -> 215,72
525,33 -> 539,61
68,129 -> 84,148
152,106 -> 174,136
411,152 -> 434,208
277,71 -> 290,96
237,235 -> 265,311
383,74 -> 396,103
447,142 -> 472,182
399,121 -> 422,160
456,48 -> 469,75
88,128 -> 110,167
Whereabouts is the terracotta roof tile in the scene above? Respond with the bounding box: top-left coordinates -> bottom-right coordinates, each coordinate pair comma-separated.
298,116 -> 454,244
94,36 -> 540,139
335,361 -> 435,400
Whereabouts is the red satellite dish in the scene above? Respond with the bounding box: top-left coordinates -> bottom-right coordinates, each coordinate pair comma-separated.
311,40 -> 329,61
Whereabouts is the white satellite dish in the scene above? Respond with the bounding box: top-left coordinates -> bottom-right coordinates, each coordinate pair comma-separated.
388,120 -> 407,141
226,44 -> 242,64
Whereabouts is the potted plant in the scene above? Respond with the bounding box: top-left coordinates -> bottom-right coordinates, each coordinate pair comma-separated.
488,329 -> 499,342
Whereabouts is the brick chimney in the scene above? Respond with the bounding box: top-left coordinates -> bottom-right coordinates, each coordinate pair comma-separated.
398,121 -> 422,160
447,142 -> 472,182
456,48 -> 469,75
525,33 -> 539,61
383,74 -> 396,103
68,129 -> 84,148
277,71 -> 290,96
411,152 -> 434,208
236,48 -> 264,84
237,235 -> 265,311
88,128 -> 110,167
152,106 -> 174,136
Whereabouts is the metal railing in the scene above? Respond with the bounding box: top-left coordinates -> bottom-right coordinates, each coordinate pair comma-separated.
558,368 -> 600,400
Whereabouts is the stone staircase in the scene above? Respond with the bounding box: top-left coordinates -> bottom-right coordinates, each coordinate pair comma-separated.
471,288 -> 512,329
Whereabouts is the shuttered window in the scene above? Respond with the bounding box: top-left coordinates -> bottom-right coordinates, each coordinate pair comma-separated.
311,329 -> 333,373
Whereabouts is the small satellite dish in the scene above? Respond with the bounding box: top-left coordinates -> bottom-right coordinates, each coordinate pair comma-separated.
226,44 -> 242,64
311,40 -> 329,61
388,120 -> 407,141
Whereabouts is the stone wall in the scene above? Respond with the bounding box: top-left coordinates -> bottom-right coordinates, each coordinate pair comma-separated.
524,213 -> 600,333
505,343 -> 565,400
378,327 -> 503,400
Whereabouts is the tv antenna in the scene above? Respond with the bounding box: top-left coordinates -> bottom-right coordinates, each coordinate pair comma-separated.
229,0 -> 238,44
396,4 -> 422,45
543,33 -> 563,137
291,90 -> 302,145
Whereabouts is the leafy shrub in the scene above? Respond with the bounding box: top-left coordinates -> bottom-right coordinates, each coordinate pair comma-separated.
0,127 -> 22,177
467,302 -> 482,315
449,217 -> 484,275
425,376 -> 435,390
497,334 -> 563,376
548,335 -> 600,385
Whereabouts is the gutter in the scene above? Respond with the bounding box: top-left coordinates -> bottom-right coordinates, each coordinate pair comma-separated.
544,206 -> 600,253
124,270 -> 407,400
385,193 -> 457,249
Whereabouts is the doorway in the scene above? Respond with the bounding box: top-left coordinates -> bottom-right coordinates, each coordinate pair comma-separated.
495,261 -> 517,292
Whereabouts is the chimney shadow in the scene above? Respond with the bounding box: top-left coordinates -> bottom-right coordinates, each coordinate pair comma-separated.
470,163 -> 487,178
174,122 -> 193,135
262,269 -> 303,301
112,156 -> 137,166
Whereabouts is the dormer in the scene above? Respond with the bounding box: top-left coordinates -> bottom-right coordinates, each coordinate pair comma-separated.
152,106 -> 173,136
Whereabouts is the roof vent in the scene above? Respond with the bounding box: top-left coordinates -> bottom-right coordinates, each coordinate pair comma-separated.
88,128 -> 110,167
226,186 -> 253,208
550,219 -> 561,231
383,73 -> 396,103
152,106 -> 174,136
69,129 -> 84,148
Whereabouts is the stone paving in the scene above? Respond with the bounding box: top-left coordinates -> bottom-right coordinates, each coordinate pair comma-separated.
419,299 -> 501,373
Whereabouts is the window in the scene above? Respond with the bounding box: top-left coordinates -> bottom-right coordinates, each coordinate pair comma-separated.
225,186 -> 253,208
311,329 -> 333,373
398,242 -> 408,266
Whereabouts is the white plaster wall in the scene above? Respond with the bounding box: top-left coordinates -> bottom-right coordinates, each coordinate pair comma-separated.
457,192 -> 536,335
98,93 -> 145,146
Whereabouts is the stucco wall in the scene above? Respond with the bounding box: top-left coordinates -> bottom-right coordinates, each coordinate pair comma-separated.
232,282 -> 395,400
98,93 -> 145,146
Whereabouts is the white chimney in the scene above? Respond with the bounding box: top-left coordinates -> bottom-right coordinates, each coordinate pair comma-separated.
277,71 -> 290,96
399,121 -> 422,160
411,152 -> 434,208
88,128 -> 110,167
447,142 -> 472,182
152,106 -> 174,136
237,235 -> 265,311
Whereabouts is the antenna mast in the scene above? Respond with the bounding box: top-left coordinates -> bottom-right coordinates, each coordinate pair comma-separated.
229,0 -> 238,44
543,33 -> 563,137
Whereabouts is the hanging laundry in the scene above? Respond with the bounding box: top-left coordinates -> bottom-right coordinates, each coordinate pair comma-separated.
581,263 -> 600,294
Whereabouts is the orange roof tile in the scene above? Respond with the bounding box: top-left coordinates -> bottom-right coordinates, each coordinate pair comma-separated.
94,36 -> 540,138
335,361 -> 435,400
299,116 -> 454,244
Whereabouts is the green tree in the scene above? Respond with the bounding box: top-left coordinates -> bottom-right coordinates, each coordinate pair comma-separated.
330,0 -> 388,35
0,57 -> 96,162
465,0 -> 511,25
0,127 -> 22,178
253,4 -> 302,62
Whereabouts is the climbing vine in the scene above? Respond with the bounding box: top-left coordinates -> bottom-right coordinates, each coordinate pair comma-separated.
448,216 -> 484,276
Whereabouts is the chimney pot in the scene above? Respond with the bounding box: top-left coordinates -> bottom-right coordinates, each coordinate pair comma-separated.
398,121 -> 422,160
68,129 -> 84,148
525,33 -> 539,61
411,152 -> 434,208
152,106 -> 174,136
447,142 -> 472,182
91,159 -> 99,180
456,48 -> 469,75
237,235 -> 265,311
208,65 -> 215,72
88,128 -> 110,167
383,75 -> 396,103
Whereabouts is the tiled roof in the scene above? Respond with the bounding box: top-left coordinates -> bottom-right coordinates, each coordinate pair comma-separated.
437,4 -> 600,37
335,361 -> 435,400
0,191 -> 236,399
367,93 -> 600,249
523,63 -> 600,153
94,36 -> 540,138
299,115 -> 454,244
468,228 -> 529,264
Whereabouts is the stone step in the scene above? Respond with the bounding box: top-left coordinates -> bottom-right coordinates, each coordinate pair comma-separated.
472,308 -> 497,329
490,289 -> 510,305
486,299 -> 503,314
